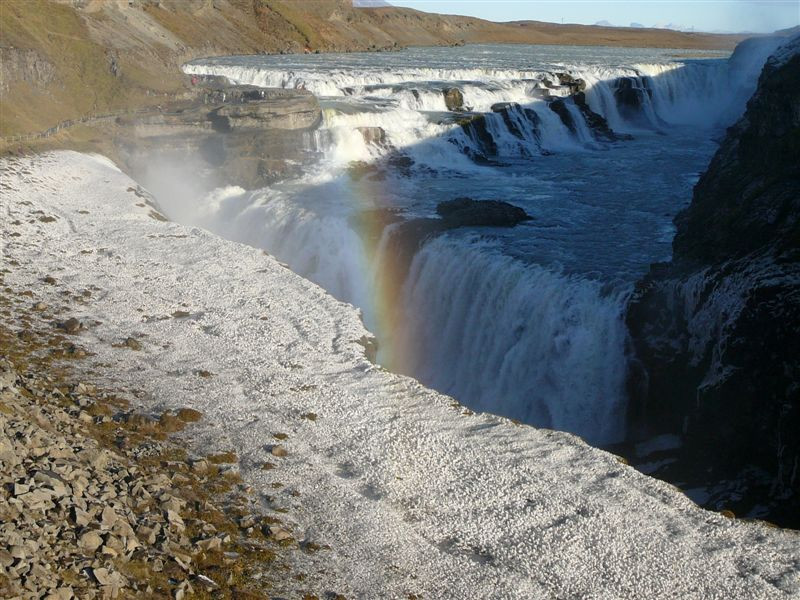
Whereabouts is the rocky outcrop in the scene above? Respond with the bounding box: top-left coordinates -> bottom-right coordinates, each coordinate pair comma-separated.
366,198 -> 531,327
547,92 -> 625,143
555,72 -> 587,94
213,89 -> 321,131
613,76 -> 653,116
490,102 -> 544,147
436,197 -> 532,227
610,76 -> 669,129
375,197 -> 531,286
573,92 -> 629,141
392,197 -> 532,246
121,86 -> 321,135
116,86 -> 322,189
625,36 -> 800,527
443,87 -> 465,111
0,48 -> 55,91
456,114 -> 500,162
458,104 -> 560,162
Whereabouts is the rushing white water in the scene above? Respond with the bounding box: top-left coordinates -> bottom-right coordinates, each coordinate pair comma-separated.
187,184 -> 378,326
168,41 -> 784,445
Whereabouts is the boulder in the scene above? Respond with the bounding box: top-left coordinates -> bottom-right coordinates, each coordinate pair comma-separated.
356,126 -> 387,145
78,531 -> 103,553
57,318 -> 82,334
123,337 -> 141,351
490,102 -> 519,113
269,445 -> 288,457
436,197 -> 532,228
443,87 -> 465,111
556,72 -> 587,94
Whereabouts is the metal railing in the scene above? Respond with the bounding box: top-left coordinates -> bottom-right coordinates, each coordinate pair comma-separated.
0,105 -> 164,143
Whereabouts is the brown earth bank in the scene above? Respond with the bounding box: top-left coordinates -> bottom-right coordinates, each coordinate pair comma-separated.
0,0 -> 748,137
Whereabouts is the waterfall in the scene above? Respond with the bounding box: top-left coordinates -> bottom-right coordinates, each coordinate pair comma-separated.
184,37 -> 782,161
174,184 -> 631,444
167,40 -> 784,445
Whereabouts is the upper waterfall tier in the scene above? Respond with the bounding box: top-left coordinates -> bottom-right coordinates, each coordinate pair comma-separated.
188,42 -> 778,120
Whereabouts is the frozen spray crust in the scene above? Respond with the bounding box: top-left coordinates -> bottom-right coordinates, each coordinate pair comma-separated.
2,150 -> 800,599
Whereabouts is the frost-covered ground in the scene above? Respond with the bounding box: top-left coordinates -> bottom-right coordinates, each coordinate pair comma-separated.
2,151 -> 799,599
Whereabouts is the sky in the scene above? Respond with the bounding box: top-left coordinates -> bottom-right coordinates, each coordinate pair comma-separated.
381,1 -> 800,34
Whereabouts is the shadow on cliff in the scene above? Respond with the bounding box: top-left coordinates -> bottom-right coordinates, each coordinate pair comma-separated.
127,41 -> 798,527
625,39 -> 800,528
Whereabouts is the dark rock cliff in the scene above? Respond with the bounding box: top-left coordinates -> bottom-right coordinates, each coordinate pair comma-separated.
626,37 -> 800,527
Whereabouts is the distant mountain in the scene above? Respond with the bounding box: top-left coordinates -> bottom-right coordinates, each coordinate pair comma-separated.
584,20 -> 737,33
653,22 -> 695,32
353,0 -> 393,6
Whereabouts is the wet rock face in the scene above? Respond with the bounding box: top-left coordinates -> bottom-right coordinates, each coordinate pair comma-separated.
547,97 -> 574,131
443,87 -> 465,111
490,102 -> 517,113
356,126 -> 388,145
625,39 -> 800,527
118,86 -> 323,189
362,198 -> 532,303
613,76 -> 654,122
386,200 -> 530,266
572,92 -> 629,142
457,114 -> 499,160
547,94 -> 624,143
489,102 -> 542,146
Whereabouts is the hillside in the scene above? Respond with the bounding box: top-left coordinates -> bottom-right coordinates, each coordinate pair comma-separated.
0,0 -> 746,137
